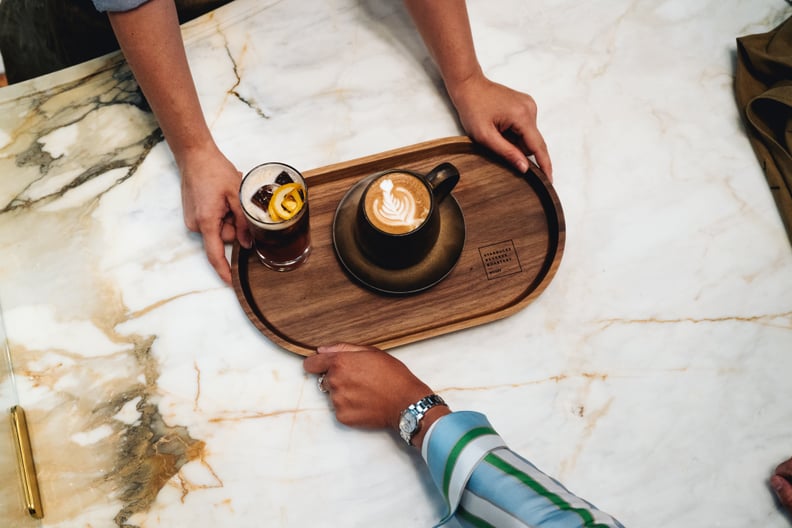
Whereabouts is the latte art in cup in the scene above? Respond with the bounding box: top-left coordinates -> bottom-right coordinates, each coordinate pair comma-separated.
363,172 -> 431,234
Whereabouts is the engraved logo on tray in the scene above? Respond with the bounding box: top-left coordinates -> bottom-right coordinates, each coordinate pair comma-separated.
479,241 -> 522,280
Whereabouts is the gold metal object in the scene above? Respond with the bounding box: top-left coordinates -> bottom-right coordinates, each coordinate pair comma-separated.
10,405 -> 43,519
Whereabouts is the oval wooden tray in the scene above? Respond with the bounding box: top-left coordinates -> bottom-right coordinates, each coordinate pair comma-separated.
231,136 -> 565,356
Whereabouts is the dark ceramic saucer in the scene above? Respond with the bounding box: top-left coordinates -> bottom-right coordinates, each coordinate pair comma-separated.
332,174 -> 466,295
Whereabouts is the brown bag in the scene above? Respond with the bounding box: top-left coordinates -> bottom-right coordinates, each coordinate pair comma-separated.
735,15 -> 792,246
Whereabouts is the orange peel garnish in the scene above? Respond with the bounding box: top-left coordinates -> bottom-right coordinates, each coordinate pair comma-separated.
268,183 -> 304,220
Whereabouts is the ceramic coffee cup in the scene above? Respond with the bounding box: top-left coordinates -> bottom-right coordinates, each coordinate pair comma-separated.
356,162 -> 459,269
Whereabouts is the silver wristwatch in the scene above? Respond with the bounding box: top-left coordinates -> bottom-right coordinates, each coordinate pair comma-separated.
398,394 -> 447,445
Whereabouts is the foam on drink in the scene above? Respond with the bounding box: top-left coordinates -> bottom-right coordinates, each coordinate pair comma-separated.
240,164 -> 305,228
363,172 -> 431,234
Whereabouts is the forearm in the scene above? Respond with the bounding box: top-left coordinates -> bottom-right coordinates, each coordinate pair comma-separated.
403,0 -> 483,98
108,0 -> 216,169
405,0 -> 552,178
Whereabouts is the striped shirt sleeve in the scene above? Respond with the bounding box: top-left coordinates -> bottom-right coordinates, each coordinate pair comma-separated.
422,411 -> 625,528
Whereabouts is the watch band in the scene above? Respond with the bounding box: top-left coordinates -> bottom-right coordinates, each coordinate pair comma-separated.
399,394 -> 447,445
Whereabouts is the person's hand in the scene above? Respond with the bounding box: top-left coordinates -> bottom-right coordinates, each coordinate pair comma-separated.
179,146 -> 252,284
448,72 -> 553,181
303,343 -> 441,431
772,457 -> 792,515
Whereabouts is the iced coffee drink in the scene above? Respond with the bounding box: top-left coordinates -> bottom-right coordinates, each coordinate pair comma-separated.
240,162 -> 311,271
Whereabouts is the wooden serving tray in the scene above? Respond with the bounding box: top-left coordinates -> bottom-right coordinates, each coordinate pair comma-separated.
232,136 -> 565,356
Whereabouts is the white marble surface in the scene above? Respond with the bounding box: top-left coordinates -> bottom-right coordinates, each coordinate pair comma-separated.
1,0 -> 792,526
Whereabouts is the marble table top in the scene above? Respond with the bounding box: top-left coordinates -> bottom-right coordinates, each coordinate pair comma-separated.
1,0 -> 791,526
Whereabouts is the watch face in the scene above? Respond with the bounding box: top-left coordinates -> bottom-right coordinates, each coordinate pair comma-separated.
399,411 -> 417,434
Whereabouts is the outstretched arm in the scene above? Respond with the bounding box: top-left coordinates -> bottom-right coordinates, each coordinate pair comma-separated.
105,0 -> 251,283
403,0 -> 552,180
304,344 -> 622,527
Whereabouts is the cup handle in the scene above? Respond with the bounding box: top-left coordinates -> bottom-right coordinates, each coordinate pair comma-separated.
425,162 -> 460,203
